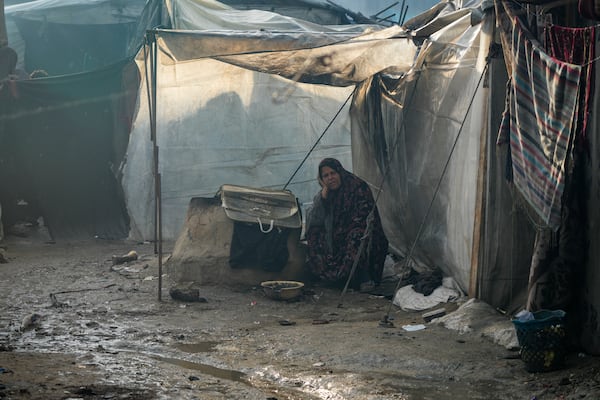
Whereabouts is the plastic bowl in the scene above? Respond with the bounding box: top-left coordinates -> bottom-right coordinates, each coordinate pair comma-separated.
261,280 -> 304,300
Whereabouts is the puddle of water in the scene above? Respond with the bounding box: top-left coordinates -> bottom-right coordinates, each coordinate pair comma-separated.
153,355 -> 246,383
174,341 -> 219,353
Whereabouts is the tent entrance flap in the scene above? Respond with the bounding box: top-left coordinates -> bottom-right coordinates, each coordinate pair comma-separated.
219,184 -> 302,230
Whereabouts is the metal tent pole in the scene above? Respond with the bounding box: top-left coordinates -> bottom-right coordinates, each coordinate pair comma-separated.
146,30 -> 162,301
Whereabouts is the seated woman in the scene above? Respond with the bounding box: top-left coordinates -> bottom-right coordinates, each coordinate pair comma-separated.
305,158 -> 388,291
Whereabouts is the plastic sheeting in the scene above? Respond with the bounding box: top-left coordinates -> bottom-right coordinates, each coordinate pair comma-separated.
1,0 -> 159,239
122,0 -> 419,240
165,0 -> 370,31
5,0 -> 163,75
124,53 -> 354,240
351,1 -> 492,292
154,25 -> 416,87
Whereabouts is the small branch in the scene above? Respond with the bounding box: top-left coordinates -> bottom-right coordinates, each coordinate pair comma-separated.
51,283 -> 117,295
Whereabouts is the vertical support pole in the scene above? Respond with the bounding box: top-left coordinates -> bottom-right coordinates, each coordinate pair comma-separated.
151,34 -> 163,301
157,172 -> 163,301
146,30 -> 162,301
469,101 -> 488,298
149,32 -> 159,256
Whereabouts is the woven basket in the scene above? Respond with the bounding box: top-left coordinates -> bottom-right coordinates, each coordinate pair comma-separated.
512,310 -> 567,372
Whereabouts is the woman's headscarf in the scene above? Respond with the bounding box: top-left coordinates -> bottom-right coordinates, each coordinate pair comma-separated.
318,158 -> 365,205
318,158 -> 346,181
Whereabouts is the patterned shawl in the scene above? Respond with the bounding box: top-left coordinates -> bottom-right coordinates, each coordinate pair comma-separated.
306,158 -> 388,283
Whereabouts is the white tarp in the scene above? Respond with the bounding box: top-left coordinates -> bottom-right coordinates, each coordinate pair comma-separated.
165,0 -> 372,32
124,57 -> 354,239
123,0 -> 418,240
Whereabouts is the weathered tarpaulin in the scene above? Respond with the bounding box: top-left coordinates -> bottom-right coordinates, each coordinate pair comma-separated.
351,1 -> 492,292
155,25 -> 415,87
123,0 -> 418,240
5,0 -> 163,75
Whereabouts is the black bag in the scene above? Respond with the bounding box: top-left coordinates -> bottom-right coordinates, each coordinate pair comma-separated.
229,222 -> 291,271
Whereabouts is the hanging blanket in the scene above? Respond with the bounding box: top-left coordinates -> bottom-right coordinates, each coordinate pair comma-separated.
496,4 -> 582,230
546,25 -> 596,147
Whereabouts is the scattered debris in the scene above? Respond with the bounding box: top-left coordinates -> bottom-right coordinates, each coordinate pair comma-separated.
20,313 -> 42,332
402,324 -> 426,332
0,343 -> 14,352
51,283 -> 116,296
112,250 -> 138,265
49,293 -> 69,308
378,315 -> 395,328
422,307 -> 447,322
169,288 -> 207,303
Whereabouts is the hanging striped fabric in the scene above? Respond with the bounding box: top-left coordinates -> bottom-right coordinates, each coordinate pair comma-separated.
497,6 -> 582,230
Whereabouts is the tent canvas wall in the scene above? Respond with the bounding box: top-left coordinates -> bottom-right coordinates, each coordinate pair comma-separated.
351,4 -> 492,293
124,0 -> 417,240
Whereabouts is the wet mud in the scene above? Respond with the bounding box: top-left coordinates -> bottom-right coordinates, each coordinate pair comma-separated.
0,236 -> 599,399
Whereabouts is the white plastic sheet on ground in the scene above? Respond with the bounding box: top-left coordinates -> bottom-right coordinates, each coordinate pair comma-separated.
393,277 -> 464,311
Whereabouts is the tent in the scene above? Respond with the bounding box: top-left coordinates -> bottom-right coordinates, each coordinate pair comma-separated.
131,0 -> 490,294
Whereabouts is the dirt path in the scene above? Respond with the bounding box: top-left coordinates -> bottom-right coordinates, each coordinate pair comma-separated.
0,236 -> 599,399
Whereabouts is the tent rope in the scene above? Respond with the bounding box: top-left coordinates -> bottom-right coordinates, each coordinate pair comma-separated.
142,35 -> 155,140
282,86 -> 356,191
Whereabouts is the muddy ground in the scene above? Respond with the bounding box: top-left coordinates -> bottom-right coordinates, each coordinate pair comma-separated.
0,233 -> 599,400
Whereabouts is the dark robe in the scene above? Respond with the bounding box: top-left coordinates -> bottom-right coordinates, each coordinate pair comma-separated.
306,158 -> 388,288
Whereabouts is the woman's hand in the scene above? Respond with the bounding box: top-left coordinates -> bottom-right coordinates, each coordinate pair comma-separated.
319,177 -> 329,199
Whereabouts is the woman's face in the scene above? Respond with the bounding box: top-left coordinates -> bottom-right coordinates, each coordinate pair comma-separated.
320,166 -> 341,191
